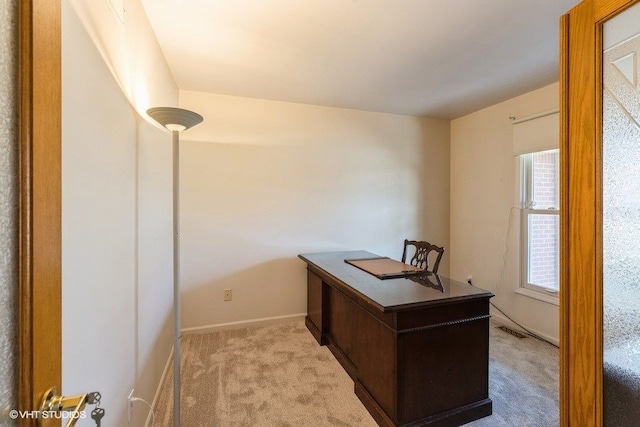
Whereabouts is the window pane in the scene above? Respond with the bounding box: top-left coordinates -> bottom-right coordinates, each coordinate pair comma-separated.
528,213 -> 559,291
531,150 -> 559,209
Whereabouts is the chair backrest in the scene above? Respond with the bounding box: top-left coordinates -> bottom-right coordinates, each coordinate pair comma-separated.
401,239 -> 445,274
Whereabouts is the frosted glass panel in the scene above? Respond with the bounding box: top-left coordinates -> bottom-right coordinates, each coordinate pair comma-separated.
603,3 -> 640,425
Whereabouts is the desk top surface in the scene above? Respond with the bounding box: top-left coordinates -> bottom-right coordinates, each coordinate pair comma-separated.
299,250 -> 493,312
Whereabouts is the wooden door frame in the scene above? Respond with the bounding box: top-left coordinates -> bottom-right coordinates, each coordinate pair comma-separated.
18,0 -> 61,424
560,0 -> 638,425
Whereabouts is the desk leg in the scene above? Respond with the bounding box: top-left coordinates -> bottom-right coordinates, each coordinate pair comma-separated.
306,270 -> 327,345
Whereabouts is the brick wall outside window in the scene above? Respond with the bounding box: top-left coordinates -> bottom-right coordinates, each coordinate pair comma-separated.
528,152 -> 559,290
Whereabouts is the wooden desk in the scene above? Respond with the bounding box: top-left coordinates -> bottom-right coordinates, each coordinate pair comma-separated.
299,251 -> 494,427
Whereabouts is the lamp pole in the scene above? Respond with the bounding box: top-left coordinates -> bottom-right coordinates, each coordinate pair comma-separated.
147,107 -> 203,427
171,128 -> 181,427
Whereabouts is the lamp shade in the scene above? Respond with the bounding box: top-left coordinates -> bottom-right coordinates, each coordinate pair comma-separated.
147,107 -> 203,132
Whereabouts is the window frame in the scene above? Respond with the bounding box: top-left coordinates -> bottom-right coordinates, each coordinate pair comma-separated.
519,150 -> 560,298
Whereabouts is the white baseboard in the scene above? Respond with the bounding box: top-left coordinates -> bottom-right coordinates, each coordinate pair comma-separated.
490,311 -> 559,347
181,313 -> 307,335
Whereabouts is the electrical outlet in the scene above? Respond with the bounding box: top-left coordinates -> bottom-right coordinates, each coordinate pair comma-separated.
127,389 -> 134,422
224,289 -> 232,301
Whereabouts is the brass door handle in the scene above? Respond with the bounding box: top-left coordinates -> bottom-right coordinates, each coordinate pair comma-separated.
39,387 -> 88,427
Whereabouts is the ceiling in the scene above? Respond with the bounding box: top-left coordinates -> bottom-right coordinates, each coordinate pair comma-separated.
141,0 -> 580,120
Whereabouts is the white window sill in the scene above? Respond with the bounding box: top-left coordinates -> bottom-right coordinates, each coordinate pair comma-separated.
515,287 -> 559,306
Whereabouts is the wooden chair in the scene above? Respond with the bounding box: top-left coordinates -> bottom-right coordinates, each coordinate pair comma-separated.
401,239 -> 445,274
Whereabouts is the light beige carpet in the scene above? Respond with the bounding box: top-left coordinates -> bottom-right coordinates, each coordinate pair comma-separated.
155,321 -> 378,426
154,320 -> 558,426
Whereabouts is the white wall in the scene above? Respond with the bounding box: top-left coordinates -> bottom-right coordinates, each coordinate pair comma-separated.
62,1 -> 176,425
177,90 -> 450,329
61,0 -> 451,420
67,0 -> 175,114
450,82 -> 559,344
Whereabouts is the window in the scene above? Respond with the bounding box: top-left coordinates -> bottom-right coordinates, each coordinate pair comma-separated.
520,149 -> 559,295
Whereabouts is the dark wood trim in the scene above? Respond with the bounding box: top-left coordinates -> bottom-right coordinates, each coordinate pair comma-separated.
18,0 -> 61,423
304,316 -> 327,345
399,399 -> 492,427
355,382 -> 396,427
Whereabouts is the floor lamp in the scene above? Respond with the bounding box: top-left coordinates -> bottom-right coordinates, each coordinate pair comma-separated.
147,107 -> 203,427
